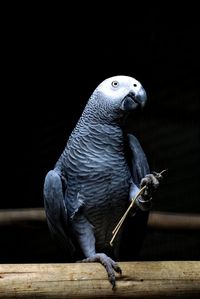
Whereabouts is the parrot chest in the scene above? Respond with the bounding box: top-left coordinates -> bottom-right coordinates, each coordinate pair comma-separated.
64,124 -> 132,248
71,163 -> 131,249
83,172 -> 130,249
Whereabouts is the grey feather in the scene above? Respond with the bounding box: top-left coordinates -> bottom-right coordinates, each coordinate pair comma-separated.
43,75 -> 159,286
128,133 -> 150,187
44,170 -> 75,256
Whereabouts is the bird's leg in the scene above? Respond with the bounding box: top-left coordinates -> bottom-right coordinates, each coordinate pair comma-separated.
72,214 -> 121,289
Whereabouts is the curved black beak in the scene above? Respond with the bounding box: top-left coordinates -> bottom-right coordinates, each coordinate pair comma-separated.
120,87 -> 147,111
120,92 -> 138,111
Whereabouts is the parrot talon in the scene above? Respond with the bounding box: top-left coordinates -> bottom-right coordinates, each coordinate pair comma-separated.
140,172 -> 161,198
79,253 -> 121,289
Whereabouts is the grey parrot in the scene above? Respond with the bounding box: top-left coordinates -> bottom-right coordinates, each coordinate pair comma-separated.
44,75 -> 162,288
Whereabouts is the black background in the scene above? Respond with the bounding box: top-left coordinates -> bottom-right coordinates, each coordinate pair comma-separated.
1,5 -> 200,261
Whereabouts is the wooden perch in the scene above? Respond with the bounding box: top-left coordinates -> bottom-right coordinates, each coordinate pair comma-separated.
0,261 -> 199,298
148,211 -> 200,230
0,208 -> 200,230
0,208 -> 45,225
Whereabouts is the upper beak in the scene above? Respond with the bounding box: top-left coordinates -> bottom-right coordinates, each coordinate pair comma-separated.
120,88 -> 147,111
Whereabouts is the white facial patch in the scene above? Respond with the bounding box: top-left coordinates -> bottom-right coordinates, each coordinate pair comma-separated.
96,75 -> 143,100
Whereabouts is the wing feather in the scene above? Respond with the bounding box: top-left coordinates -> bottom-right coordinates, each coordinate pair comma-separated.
43,170 -> 75,257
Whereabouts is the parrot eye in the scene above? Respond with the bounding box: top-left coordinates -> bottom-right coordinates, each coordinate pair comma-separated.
133,83 -> 137,87
111,81 -> 119,88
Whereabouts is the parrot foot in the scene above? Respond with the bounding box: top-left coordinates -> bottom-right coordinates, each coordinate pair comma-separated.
79,253 -> 121,289
136,172 -> 164,211
140,172 -> 163,198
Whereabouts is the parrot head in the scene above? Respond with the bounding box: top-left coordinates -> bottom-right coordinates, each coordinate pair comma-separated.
93,75 -> 147,116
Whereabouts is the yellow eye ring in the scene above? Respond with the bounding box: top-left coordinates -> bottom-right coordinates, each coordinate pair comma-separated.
111,81 -> 119,87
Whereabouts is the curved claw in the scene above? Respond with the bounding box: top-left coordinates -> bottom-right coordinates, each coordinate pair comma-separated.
138,169 -> 167,208
79,253 -> 121,289
140,173 -> 160,196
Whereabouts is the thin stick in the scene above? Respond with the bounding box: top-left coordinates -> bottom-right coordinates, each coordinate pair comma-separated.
112,185 -> 146,236
110,185 -> 146,246
110,169 -> 167,247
